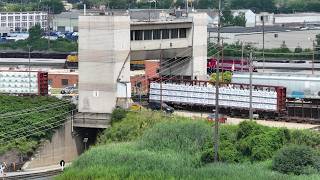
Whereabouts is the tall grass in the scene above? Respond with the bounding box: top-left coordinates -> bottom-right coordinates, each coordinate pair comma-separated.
57,145 -> 319,180
57,113 -> 320,180
97,111 -> 197,144
139,120 -> 211,154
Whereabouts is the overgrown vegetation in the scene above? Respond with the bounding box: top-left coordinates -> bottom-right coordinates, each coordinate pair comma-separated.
0,0 -> 64,14
0,95 -> 72,155
273,145 -> 320,175
57,110 -> 320,179
110,108 -> 128,125
77,0 -> 320,14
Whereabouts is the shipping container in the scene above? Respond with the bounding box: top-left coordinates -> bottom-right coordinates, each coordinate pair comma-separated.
148,78 -> 286,118
0,71 -> 48,95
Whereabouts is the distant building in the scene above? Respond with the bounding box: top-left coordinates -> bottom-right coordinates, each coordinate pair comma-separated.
48,70 -> 78,88
199,9 -> 256,27
256,12 -> 320,27
0,11 -> 47,32
0,27 -> 10,37
275,13 -> 320,26
53,10 -> 80,32
208,26 -> 318,50
256,12 -> 275,26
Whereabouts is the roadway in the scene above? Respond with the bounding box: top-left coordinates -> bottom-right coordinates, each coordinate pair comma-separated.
3,164 -> 67,179
174,110 -> 319,130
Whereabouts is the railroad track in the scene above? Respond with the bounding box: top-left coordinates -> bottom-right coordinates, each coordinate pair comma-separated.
3,169 -> 62,180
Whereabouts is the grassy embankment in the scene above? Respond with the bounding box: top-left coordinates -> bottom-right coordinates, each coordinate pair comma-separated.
57,110 -> 320,180
0,95 -> 73,155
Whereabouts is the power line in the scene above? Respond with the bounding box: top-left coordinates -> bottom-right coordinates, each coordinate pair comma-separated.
0,118 -> 70,145
0,110 -> 73,138
0,101 -> 70,119
0,100 -> 69,116
133,43 -> 218,87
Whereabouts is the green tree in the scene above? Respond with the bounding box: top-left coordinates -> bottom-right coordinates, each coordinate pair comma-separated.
40,0 -> 64,14
280,41 -> 290,52
209,71 -> 232,83
316,34 -> 320,47
232,12 -> 246,27
196,0 -> 216,9
294,45 -> 302,53
28,24 -> 43,41
221,3 -> 234,26
157,0 -> 173,9
230,0 -> 276,13
108,0 -> 128,9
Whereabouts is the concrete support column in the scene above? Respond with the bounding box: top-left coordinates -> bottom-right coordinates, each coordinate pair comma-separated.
78,15 -> 130,114
190,13 -> 208,80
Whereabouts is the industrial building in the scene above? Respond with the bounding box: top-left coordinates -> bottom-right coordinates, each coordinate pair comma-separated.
48,70 -> 78,88
203,9 -> 256,27
77,12 -> 207,128
256,12 -> 320,27
53,10 -> 79,32
208,26 -> 318,50
0,11 -> 48,32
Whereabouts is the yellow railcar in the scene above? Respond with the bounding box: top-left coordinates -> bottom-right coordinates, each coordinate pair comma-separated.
65,52 -> 78,69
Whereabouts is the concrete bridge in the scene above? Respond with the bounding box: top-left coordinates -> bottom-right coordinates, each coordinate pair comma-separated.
77,13 -> 208,128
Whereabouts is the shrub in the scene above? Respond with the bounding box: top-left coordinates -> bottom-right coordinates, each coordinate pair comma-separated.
272,145 -> 318,175
110,108 -> 128,124
290,130 -> 320,147
201,125 -> 241,163
236,121 -> 266,140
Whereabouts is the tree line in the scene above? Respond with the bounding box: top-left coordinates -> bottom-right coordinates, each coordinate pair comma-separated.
1,0 -> 319,15
78,0 -> 320,14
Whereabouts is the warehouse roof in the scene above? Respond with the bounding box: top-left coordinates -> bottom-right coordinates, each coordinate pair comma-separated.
208,26 -> 300,33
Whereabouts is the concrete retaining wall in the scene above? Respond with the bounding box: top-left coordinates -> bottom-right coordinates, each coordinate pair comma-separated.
23,120 -> 83,169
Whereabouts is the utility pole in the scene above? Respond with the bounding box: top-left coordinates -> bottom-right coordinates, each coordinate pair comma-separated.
160,49 -> 163,111
71,110 -> 74,133
221,38 -> 224,82
47,6 -> 51,50
139,87 -> 142,111
185,0 -> 188,16
249,50 -> 253,121
148,0 -> 151,22
312,40 -> 315,75
241,41 -> 244,72
214,0 -> 222,163
262,16 -> 265,72
28,45 -> 31,94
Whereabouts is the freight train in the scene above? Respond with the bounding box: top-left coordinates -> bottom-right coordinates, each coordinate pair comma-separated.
64,52 -> 78,69
232,72 -> 320,100
148,78 -> 320,122
0,71 -> 48,95
207,58 -> 257,73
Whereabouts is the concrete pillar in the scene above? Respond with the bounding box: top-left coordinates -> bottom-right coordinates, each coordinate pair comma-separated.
78,15 -> 130,114
190,13 -> 208,80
